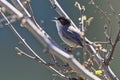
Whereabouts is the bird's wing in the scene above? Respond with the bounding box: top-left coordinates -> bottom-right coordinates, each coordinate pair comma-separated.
62,26 -> 83,46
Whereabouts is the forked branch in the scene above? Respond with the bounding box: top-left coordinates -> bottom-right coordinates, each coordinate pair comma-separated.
0,0 -> 101,80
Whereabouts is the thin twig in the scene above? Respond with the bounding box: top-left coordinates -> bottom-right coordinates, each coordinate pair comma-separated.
0,0 -> 119,79
11,0 -> 31,17
49,0 -> 78,29
89,0 -> 112,38
0,10 -> 68,80
27,3 -> 39,27
15,47 -> 69,80
74,1 -> 86,32
50,0 -> 119,79
105,25 -> 120,65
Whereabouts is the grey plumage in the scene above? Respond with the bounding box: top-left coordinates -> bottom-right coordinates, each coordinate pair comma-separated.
53,17 -> 107,53
54,17 -> 84,48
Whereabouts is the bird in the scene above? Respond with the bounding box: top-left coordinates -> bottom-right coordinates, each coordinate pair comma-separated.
53,17 -> 87,49
52,17 -> 107,53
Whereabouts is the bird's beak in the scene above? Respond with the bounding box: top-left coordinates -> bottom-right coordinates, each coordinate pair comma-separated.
52,20 -> 57,22
54,17 -> 57,20
51,17 -> 57,22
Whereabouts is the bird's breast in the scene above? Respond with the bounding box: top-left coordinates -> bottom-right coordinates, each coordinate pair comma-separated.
58,29 -> 80,47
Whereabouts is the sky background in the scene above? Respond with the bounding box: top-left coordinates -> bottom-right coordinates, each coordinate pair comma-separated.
0,0 -> 120,80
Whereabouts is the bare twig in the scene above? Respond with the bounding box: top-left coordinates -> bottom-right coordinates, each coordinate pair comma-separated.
105,22 -> 120,65
0,0 -> 102,80
74,1 -> 86,32
49,0 -> 78,29
50,0 -> 119,79
15,47 -> 68,80
106,0 -> 119,19
0,8 -> 68,80
90,0 -> 120,65
0,0 -> 119,80
0,15 -> 16,24
89,0 -> 112,38
11,0 -> 31,17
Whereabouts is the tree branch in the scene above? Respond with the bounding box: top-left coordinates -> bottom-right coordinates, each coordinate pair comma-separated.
49,0 -> 119,80
0,0 -> 101,80
0,0 -> 119,80
15,47 -> 69,80
0,9 -> 69,79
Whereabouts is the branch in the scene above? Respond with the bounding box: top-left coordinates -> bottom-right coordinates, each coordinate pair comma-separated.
89,0 -> 113,41
49,0 -> 119,80
105,21 -> 120,65
74,1 -> 86,33
15,47 -> 68,80
11,0 -> 31,17
49,0 -> 78,29
0,0 -> 101,80
0,0 -> 119,80
103,0 -> 120,65
0,9 -> 68,79
89,0 -> 120,67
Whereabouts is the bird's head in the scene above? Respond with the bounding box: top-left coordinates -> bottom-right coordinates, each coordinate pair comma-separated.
53,17 -> 71,26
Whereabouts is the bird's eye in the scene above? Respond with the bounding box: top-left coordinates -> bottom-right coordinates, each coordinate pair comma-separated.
60,19 -> 64,22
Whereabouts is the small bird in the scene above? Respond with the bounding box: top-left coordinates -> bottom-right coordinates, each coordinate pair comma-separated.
53,17 -> 107,53
53,17 -> 86,49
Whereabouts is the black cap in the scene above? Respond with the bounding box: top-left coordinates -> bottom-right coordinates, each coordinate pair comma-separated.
57,17 -> 71,26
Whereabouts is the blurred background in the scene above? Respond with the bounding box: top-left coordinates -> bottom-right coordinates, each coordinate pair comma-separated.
0,0 -> 120,80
